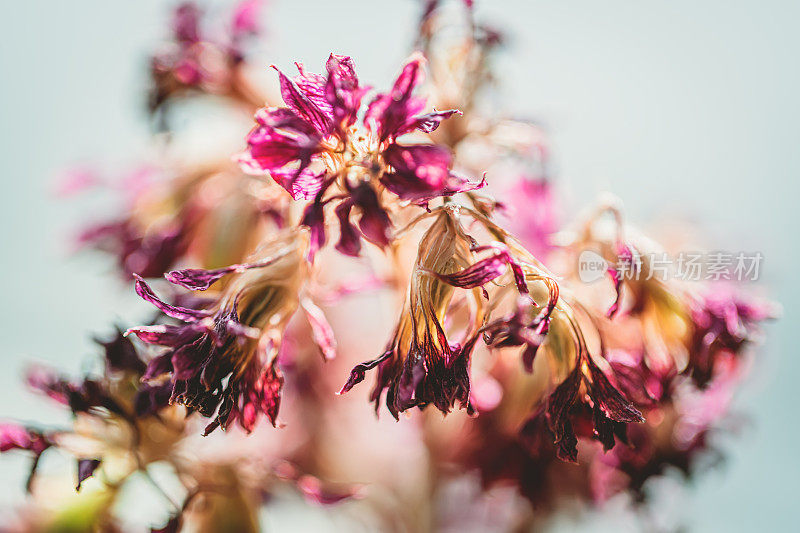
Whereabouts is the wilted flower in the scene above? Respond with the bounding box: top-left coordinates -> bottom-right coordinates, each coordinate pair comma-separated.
340,209 -> 485,417
127,232 -> 308,434
3,0 -> 778,530
238,52 -> 484,260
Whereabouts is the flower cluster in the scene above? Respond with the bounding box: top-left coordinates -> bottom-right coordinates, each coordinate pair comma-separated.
1,1 -> 776,531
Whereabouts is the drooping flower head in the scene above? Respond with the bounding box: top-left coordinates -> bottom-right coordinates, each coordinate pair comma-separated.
128,230 -> 337,434
340,208 -> 486,417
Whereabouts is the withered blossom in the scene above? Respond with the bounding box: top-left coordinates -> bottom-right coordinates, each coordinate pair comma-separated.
239,52 -> 483,259
127,232 -> 307,434
1,0 -> 779,530
341,209 -> 485,417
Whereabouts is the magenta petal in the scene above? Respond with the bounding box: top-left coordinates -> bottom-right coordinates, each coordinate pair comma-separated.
381,143 -> 452,199
324,54 -> 368,129
301,299 -> 337,361
238,107 -> 321,180
274,66 -> 333,136
126,322 -> 208,347
165,267 -> 236,291
165,250 -> 290,291
423,244 -> 528,294
269,165 -> 326,201
364,53 -> 428,141
350,183 -> 392,248
256,361 -> 284,427
334,200 -> 362,257
300,182 -> 332,262
133,275 -> 210,322
407,108 -> 461,134
293,62 -> 334,122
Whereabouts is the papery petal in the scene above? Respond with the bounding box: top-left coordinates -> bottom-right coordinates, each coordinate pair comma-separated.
545,365 -> 582,463
301,299 -> 337,360
406,108 -> 461,134
300,178 -> 334,261
128,322 -> 207,347
133,275 -> 211,322
422,244 -> 527,294
269,165 -> 327,201
238,107 -> 322,181
273,66 -> 333,135
293,62 -> 334,121
0,424 -> 52,493
587,358 -> 644,424
325,54 -> 368,129
166,267 -> 236,291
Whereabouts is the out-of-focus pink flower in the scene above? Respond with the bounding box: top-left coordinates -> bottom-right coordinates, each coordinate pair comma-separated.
506,177 -> 557,260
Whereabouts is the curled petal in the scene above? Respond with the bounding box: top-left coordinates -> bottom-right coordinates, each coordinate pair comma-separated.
142,353 -> 174,381
133,275 -> 210,322
166,267 -> 237,291
0,424 -> 53,493
165,249 -> 291,291
381,143 -> 451,198
300,178 -> 334,261
339,350 -> 393,394
421,244 -> 528,294
238,108 -> 321,179
407,108 -> 461,134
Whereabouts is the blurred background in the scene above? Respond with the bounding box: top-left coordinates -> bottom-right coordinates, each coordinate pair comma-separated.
0,0 -> 797,530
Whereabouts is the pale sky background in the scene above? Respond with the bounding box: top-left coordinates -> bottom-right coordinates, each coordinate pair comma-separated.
1,1 -> 798,531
